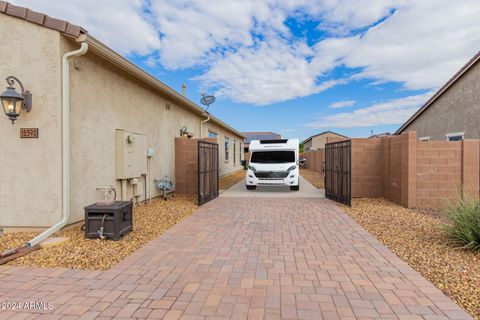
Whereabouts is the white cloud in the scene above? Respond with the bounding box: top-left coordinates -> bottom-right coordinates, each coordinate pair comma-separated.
10,0 -> 161,55
320,0 -> 480,90
10,0 -> 480,106
329,100 -> 356,109
194,39 -> 344,105
305,92 -> 432,128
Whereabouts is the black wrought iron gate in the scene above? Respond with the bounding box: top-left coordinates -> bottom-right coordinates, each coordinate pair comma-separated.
198,141 -> 219,205
324,140 -> 351,206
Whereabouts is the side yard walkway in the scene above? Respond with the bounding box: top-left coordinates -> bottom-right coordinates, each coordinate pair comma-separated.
0,198 -> 471,320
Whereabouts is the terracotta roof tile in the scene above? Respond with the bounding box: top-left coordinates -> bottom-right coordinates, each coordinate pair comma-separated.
43,15 -> 67,31
25,10 -> 45,25
0,1 -> 87,37
5,3 -> 26,18
0,1 -> 7,13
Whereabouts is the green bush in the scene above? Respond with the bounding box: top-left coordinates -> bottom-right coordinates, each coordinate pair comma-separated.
442,196 -> 480,250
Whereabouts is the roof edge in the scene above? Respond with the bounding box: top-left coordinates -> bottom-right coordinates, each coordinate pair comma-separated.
396,50 -> 480,134
0,1 -> 244,139
0,1 -> 87,37
302,130 -> 348,144
85,36 -> 244,139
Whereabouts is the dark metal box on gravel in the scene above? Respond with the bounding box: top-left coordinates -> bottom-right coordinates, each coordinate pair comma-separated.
84,201 -> 133,240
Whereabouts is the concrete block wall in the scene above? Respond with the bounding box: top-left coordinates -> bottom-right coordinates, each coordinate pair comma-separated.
351,138 -> 385,198
303,149 -> 325,173
350,132 -> 480,208
416,141 -> 462,207
175,137 -> 217,196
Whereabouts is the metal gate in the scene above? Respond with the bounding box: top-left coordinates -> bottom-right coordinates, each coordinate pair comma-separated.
325,140 -> 351,206
198,140 -> 219,205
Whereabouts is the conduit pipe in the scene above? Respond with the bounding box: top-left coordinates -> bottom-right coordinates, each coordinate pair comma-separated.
200,113 -> 210,138
27,41 -> 89,247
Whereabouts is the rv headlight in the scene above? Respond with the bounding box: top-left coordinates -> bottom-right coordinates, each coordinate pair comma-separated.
287,165 -> 297,172
248,165 -> 256,172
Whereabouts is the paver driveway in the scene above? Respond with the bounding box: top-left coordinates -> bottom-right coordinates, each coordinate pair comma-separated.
0,198 -> 471,320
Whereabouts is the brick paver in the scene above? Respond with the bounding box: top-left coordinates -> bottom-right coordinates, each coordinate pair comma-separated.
0,198 -> 472,319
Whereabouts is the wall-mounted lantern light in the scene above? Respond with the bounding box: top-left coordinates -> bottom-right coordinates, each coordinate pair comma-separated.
180,126 -> 193,138
0,76 -> 32,124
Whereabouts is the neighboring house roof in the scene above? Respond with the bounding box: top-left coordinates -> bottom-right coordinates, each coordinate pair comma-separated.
396,50 -> 480,134
242,132 -> 281,144
370,132 -> 391,138
0,1 -> 245,139
303,131 -> 348,144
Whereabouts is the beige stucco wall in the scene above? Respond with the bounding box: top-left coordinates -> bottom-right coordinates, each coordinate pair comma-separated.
403,61 -> 480,140
204,123 -> 244,175
306,132 -> 346,150
0,15 -> 63,228
64,38 -> 243,225
0,16 -> 243,229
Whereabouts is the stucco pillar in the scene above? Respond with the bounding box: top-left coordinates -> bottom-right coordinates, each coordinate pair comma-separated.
401,131 -> 417,208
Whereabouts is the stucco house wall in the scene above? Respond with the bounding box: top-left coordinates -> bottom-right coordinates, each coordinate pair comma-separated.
0,15 -> 63,228
400,55 -> 480,140
0,13 -> 243,230
304,132 -> 347,150
204,123 -> 244,175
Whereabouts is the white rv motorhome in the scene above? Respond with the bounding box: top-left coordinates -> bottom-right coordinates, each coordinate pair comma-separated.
246,139 -> 300,190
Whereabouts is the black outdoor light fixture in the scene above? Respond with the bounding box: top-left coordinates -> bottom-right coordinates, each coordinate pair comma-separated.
0,76 -> 32,124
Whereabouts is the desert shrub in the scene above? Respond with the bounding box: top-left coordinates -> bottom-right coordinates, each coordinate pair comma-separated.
442,196 -> 480,250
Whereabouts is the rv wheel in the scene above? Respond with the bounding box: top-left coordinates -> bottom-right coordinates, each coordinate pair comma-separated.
246,185 -> 256,190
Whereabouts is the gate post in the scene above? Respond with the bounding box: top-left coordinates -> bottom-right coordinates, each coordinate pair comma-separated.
401,132 -> 416,208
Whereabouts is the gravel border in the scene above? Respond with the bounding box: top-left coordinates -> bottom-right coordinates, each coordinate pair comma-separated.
300,168 -> 324,189
342,198 -> 480,319
0,196 -> 197,270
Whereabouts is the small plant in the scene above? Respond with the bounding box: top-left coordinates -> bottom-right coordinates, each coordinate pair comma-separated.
442,195 -> 480,250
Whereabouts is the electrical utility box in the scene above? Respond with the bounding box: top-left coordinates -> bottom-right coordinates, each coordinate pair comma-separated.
115,129 -> 147,179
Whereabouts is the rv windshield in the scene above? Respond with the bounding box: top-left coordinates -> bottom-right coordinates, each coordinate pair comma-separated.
250,151 -> 295,164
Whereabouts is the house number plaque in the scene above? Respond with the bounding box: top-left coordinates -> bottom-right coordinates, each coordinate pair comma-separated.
20,128 -> 39,138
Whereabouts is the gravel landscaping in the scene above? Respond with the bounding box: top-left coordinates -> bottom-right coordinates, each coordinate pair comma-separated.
0,195 -> 197,270
342,198 -> 480,319
219,169 -> 245,190
300,168 -> 324,189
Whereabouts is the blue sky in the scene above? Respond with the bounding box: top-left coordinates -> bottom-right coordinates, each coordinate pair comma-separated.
13,0 -> 480,140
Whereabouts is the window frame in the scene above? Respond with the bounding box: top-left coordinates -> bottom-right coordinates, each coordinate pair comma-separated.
208,130 -> 218,138
224,136 -> 230,162
233,139 -> 236,164
445,132 -> 465,141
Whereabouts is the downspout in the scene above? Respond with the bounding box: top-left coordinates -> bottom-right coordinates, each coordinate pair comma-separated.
200,113 -> 210,138
27,41 -> 89,247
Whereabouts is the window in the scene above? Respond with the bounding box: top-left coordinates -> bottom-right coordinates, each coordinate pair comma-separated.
208,131 -> 217,138
446,132 -> 464,141
224,137 -> 229,161
239,142 -> 243,162
233,140 -> 236,164
419,136 -> 430,141
250,151 -> 295,164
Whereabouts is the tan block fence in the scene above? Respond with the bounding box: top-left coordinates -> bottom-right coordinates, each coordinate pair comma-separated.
302,149 -> 325,173
302,132 -> 480,208
351,132 -> 480,208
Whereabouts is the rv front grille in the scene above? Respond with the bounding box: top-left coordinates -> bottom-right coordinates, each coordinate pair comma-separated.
254,171 -> 289,179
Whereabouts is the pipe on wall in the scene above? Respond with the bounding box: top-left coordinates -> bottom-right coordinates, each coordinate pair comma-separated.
121,179 -> 127,201
200,113 -> 210,138
27,41 -> 89,248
